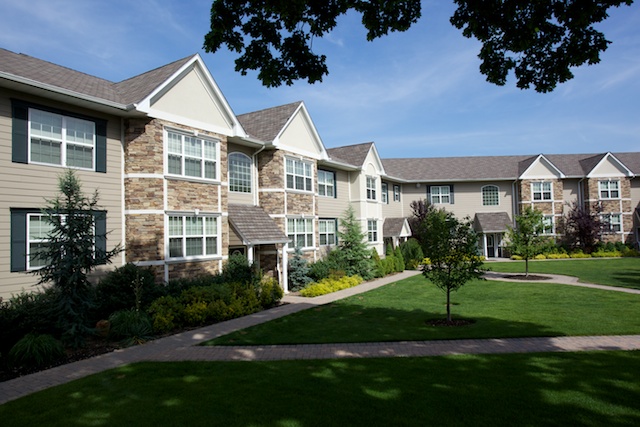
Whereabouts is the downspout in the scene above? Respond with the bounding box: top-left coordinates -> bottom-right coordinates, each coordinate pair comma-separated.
252,144 -> 267,206
120,117 -> 126,267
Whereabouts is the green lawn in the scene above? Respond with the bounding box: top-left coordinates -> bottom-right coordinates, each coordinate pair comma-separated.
487,257 -> 640,289
2,351 -> 639,426
208,275 -> 640,346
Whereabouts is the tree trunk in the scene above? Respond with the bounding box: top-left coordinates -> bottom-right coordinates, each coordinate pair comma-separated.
446,287 -> 451,322
525,258 -> 529,277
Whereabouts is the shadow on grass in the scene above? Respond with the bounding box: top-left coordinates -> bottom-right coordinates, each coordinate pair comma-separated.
205,303 -> 567,346
2,351 -> 639,426
611,272 -> 640,290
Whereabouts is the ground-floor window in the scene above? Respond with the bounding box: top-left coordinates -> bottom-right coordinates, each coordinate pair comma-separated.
287,217 -> 314,249
168,215 -> 219,258
319,219 -> 337,246
367,220 -> 378,243
601,213 -> 622,233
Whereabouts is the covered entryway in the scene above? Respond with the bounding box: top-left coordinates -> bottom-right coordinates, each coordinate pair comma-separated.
228,204 -> 290,290
474,212 -> 512,259
383,217 -> 412,254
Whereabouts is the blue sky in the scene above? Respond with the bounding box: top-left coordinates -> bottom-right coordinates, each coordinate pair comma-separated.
1,0 -> 639,159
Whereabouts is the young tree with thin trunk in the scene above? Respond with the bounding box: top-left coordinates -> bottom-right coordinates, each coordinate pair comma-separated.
506,207 -> 547,277
417,205 -> 484,323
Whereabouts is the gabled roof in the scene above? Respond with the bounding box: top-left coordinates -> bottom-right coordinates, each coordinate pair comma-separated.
326,142 -> 375,168
519,154 -> 566,179
228,204 -> 289,245
474,212 -> 512,233
237,102 -> 302,142
383,218 -> 411,238
0,47 -> 193,107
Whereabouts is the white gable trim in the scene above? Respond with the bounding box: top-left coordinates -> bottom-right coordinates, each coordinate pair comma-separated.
399,218 -> 412,238
272,102 -> 328,160
135,54 -> 247,138
586,152 -> 634,178
520,154 -> 565,179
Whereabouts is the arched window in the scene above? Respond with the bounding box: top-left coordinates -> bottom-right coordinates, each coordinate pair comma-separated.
229,152 -> 252,193
482,185 -> 499,206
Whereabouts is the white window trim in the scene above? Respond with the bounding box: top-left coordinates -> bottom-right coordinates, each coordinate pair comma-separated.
28,108 -> 96,171
319,218 -> 337,246
601,213 -> 622,233
366,176 -> 377,201
542,215 -> 555,235
598,180 -> 620,200
166,214 -> 221,260
367,219 -> 378,243
285,157 -> 314,193
531,181 -> 552,201
381,182 -> 388,204
229,152 -> 252,193
318,170 -> 335,198
431,185 -> 451,204
26,213 -> 95,270
481,185 -> 500,206
165,128 -> 220,182
287,217 -> 315,249
393,184 -> 401,202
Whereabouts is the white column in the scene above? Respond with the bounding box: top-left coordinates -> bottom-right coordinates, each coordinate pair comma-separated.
483,234 -> 488,258
247,245 -> 255,264
281,242 -> 289,293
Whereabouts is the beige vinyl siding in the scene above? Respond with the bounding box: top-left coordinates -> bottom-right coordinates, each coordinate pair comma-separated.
562,179 -> 580,213
0,91 -> 124,298
227,142 -> 255,205
381,182 -> 404,218
317,169 -> 350,218
401,181 -> 515,220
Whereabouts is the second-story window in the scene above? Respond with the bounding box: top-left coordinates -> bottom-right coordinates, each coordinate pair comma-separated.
167,131 -> 218,180
366,176 -> 376,200
229,152 -> 252,193
381,182 -> 388,204
393,185 -> 401,202
318,170 -> 335,197
599,180 -> 620,199
532,181 -> 552,201
430,185 -> 451,204
482,185 -> 500,206
286,158 -> 313,191
29,109 -> 95,170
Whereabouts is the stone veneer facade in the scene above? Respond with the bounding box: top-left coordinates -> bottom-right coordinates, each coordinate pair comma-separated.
582,177 -> 634,244
123,117 -> 228,282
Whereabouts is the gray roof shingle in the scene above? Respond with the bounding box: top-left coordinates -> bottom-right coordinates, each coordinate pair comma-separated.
228,204 -> 289,245
383,217 -> 409,238
0,48 -> 193,106
474,212 -> 513,233
237,102 -> 302,142
326,142 -> 374,167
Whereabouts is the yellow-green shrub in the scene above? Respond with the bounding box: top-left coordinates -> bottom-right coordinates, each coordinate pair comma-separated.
534,254 -> 547,260
546,253 -> 570,259
510,255 -> 523,260
569,251 -> 591,258
300,275 -> 363,297
591,250 -> 623,258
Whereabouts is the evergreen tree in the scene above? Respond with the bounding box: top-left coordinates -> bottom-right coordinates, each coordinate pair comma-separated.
336,205 -> 375,280
288,246 -> 312,291
33,170 -> 122,347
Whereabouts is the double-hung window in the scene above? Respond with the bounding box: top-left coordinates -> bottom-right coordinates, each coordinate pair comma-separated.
318,170 -> 335,197
367,220 -> 378,243
167,131 -> 218,180
27,214 -> 56,269
532,182 -> 552,201
601,213 -> 622,233
168,215 -> 219,258
287,218 -> 314,248
381,182 -> 388,204
599,180 -> 620,199
319,219 -> 337,246
286,158 -> 313,191
542,215 -> 554,235
366,176 -> 376,200
430,186 -> 451,204
393,185 -> 401,202
482,185 -> 499,206
229,152 -> 252,193
29,109 -> 95,169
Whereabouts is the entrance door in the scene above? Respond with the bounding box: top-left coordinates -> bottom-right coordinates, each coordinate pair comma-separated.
486,235 -> 495,258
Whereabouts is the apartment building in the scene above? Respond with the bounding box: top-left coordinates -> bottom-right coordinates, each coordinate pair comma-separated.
1,48 -> 639,298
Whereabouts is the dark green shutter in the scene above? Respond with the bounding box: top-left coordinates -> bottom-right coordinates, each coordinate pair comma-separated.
94,211 -> 107,264
95,120 -> 107,173
333,171 -> 337,198
426,185 -> 431,203
11,100 -> 29,164
449,185 -> 455,204
10,209 -> 28,272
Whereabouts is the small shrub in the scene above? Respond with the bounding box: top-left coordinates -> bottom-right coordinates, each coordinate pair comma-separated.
622,248 -> 640,257
371,249 -> 385,278
591,250 -> 623,258
9,333 -> 65,369
534,254 -> 547,260
308,259 -> 332,282
223,254 -> 259,286
569,251 -> 591,258
400,238 -> 424,270
546,253 -> 570,259
300,275 -> 363,297
260,277 -> 283,308
393,247 -> 405,272
288,247 -> 312,291
108,309 -> 153,345
148,296 -> 183,332
510,255 -> 523,260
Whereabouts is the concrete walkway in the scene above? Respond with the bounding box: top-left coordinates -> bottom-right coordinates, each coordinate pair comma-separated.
1,269 -> 639,405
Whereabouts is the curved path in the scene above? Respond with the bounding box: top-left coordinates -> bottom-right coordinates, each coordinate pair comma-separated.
2,270 -> 639,405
